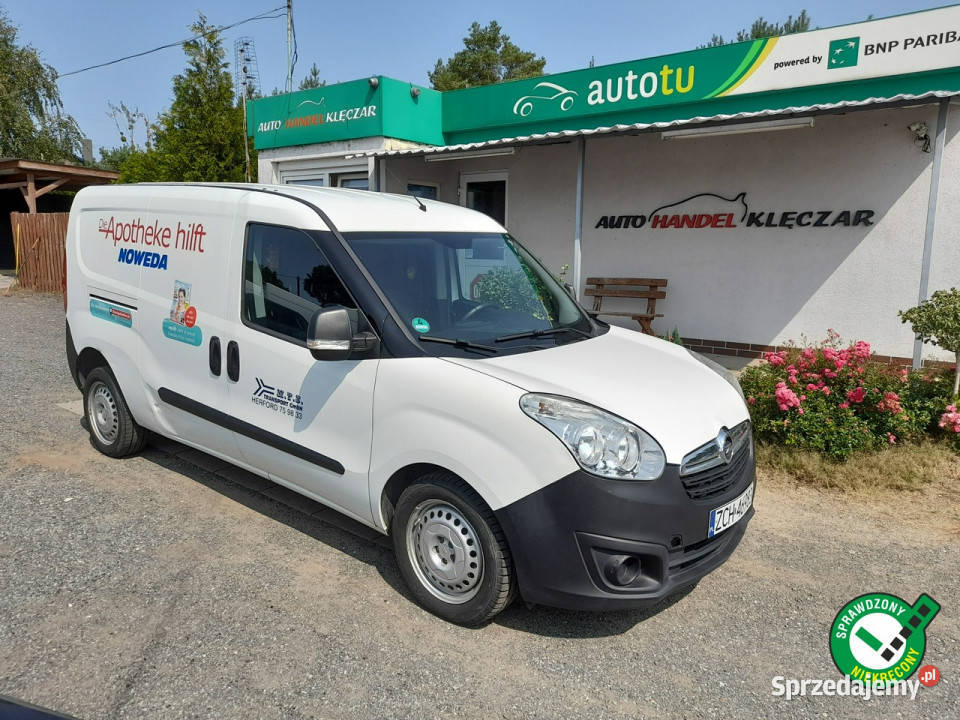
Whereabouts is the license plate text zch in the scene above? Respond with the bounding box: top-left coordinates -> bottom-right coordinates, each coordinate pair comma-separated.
708,483 -> 754,538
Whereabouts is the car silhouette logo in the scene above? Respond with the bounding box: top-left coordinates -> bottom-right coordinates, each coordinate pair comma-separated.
512,82 -> 578,117
716,428 -> 734,464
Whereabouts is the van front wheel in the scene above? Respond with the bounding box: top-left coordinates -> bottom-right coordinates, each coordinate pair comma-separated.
83,367 -> 145,458
392,473 -> 516,625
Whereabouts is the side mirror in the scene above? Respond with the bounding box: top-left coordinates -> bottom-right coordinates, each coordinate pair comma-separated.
307,306 -> 379,361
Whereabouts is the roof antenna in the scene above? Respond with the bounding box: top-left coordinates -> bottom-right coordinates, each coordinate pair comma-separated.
410,194 -> 427,212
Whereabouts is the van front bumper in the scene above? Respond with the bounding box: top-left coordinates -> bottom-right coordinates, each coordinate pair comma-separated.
494,449 -> 755,611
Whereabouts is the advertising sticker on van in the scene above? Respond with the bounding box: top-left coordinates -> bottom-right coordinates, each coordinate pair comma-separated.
89,298 -> 133,328
98,216 -> 208,273
161,280 -> 202,346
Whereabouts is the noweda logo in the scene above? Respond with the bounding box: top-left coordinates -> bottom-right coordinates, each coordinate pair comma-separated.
98,216 -> 207,272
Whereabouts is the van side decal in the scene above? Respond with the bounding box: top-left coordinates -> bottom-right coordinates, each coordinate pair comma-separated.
157,387 -> 345,475
88,294 -> 137,310
89,298 -> 133,328
162,279 -> 202,345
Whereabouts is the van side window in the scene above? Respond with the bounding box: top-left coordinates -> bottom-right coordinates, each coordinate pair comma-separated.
243,223 -> 355,342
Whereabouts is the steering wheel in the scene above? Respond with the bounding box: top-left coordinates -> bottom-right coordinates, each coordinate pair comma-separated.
459,303 -> 497,323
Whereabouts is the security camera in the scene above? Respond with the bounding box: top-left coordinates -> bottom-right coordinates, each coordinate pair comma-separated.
908,121 -> 931,152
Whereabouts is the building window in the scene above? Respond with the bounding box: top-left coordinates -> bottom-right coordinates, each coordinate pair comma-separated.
285,177 -> 325,186
407,182 -> 439,201
335,172 -> 369,190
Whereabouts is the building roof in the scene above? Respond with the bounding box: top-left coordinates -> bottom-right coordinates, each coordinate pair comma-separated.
358,90 -> 960,159
0,158 -> 118,191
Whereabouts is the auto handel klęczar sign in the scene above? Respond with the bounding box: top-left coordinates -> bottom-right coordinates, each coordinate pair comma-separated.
594,192 -> 878,231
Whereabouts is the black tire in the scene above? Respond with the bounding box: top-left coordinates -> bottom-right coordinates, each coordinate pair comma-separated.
391,472 -> 516,625
83,366 -> 146,458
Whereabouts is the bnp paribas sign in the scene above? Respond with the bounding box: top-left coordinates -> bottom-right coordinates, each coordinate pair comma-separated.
443,5 -> 960,141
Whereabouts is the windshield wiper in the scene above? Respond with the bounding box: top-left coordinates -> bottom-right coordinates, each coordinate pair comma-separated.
494,327 -> 593,343
418,335 -> 499,354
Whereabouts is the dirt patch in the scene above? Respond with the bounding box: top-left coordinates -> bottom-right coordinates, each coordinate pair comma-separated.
12,442 -> 101,474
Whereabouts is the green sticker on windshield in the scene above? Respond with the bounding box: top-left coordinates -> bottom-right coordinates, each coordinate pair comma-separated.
411,317 -> 431,333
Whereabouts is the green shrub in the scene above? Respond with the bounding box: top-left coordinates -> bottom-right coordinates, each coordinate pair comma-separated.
740,332 -> 957,459
900,287 -> 960,401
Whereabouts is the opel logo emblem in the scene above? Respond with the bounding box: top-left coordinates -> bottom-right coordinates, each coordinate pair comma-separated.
716,428 -> 734,464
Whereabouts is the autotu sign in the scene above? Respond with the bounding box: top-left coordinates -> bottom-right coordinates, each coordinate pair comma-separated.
442,5 -> 960,141
593,192 -> 878,231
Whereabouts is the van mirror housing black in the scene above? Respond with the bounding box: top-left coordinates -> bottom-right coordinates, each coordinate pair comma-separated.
307,307 -> 379,361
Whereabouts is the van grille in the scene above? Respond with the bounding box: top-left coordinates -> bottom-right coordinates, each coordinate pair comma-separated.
680,444 -> 751,501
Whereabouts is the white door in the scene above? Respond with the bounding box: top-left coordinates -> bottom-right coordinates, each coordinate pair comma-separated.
137,190 -> 240,460
224,219 -> 379,524
459,171 -> 508,226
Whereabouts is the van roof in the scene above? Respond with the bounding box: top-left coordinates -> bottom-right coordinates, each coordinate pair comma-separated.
129,182 -> 508,234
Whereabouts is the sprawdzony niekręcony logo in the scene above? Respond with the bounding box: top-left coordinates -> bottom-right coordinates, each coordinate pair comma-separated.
830,592 -> 940,684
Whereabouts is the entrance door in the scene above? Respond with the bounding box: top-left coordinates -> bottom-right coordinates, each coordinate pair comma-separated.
225,219 -> 379,523
460,172 -> 507,226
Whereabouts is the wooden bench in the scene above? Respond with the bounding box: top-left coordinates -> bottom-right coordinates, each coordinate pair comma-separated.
584,277 -> 667,335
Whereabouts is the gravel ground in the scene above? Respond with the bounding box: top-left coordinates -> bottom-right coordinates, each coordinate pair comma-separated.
1,292 -> 957,720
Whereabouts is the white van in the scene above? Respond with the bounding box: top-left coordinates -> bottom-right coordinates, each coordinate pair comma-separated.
65,183 -> 754,624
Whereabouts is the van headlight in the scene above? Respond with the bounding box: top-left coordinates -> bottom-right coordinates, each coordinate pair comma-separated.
520,394 -> 665,481
687,349 -> 745,402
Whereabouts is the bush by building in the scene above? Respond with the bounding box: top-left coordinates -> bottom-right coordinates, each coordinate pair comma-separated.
740,331 -> 959,460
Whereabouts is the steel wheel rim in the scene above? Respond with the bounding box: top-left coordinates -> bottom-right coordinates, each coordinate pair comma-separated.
406,500 -> 484,604
88,381 -> 119,445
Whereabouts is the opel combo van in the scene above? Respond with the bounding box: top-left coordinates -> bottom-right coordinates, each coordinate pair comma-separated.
65,183 -> 754,624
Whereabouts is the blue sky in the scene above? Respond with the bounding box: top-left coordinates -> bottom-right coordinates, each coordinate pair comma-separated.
3,0 -> 952,153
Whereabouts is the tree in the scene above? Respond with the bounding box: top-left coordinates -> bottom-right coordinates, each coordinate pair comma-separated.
120,14 -> 250,183
96,145 -> 134,172
298,63 -> 325,90
700,10 -> 811,48
0,10 -> 82,161
900,288 -> 960,400
429,21 -> 545,91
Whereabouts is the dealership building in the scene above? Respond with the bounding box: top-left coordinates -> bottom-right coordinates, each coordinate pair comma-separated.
247,5 -> 960,366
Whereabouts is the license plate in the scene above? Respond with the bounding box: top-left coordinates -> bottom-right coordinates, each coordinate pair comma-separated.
708,482 -> 754,538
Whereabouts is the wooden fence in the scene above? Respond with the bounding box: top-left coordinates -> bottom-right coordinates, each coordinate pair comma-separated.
9,212 -> 69,293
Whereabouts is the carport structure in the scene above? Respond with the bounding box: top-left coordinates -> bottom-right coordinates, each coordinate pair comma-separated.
0,158 -> 118,213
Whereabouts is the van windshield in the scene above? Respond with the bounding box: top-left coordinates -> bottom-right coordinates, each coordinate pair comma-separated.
342,232 -> 595,350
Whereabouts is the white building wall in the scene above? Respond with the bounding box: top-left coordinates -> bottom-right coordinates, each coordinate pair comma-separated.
578,105 -> 941,359
381,143 -> 580,278
925,101 -> 960,363
257,137 -> 425,185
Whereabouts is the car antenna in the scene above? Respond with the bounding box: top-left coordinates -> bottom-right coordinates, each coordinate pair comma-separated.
409,193 -> 427,212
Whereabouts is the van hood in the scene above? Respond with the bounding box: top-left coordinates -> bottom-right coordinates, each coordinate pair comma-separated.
442,326 -> 749,465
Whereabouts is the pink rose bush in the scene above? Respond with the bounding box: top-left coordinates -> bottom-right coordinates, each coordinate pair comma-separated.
740,332 -> 960,459
940,405 -> 960,434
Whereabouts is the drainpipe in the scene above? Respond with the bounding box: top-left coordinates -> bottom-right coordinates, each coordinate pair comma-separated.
574,136 -> 585,301
913,99 -> 950,369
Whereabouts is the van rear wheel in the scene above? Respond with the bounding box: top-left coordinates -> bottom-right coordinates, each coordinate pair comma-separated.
392,472 -> 516,625
83,367 -> 145,457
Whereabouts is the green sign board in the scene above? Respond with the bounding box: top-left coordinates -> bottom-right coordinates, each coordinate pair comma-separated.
442,4 -> 960,143
247,77 -> 443,150
249,6 -> 960,150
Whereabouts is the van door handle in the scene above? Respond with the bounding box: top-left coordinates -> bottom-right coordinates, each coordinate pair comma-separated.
209,336 -> 222,376
226,340 -> 240,382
